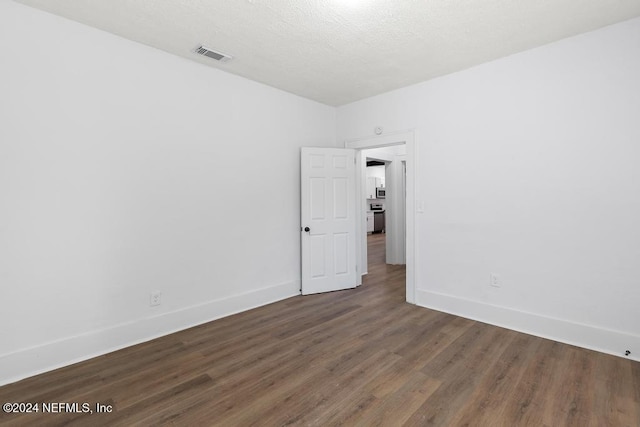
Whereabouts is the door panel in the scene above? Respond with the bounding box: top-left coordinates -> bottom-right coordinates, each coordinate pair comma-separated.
310,235 -> 326,278
333,233 -> 349,275
333,178 -> 348,218
301,147 -> 356,295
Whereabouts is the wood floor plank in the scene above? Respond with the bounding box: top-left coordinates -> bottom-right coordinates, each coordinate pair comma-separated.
354,372 -> 442,427
276,350 -> 403,426
447,332 -> 543,426
588,350 -> 640,426
1,233 -> 638,426
403,325 -> 516,426
87,374 -> 214,427
499,338 -> 565,426
545,346 -> 595,426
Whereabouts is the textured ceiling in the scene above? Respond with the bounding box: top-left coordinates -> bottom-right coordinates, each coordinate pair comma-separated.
13,0 -> 640,106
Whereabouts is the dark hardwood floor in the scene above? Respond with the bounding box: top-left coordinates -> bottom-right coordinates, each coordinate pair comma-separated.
1,233 -> 639,426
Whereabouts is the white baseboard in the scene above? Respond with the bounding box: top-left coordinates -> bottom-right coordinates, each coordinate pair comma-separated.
415,289 -> 640,362
0,280 -> 300,386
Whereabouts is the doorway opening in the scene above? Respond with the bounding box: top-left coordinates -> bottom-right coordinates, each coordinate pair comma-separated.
345,131 -> 415,304
363,146 -> 406,271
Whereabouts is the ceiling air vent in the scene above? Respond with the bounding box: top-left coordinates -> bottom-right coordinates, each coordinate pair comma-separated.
195,45 -> 232,62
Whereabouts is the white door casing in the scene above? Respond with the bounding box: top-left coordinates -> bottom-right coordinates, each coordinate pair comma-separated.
345,130 -> 415,304
301,147 -> 357,295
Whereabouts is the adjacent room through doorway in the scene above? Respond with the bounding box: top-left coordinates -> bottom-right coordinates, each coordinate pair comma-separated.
361,144 -> 407,299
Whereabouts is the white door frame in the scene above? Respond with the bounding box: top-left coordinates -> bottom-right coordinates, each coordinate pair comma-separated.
345,130 -> 416,304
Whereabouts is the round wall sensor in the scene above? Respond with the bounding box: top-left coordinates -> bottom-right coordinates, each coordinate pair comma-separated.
374,126 -> 383,135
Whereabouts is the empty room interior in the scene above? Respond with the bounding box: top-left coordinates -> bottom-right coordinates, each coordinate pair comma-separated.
1,0 -> 639,425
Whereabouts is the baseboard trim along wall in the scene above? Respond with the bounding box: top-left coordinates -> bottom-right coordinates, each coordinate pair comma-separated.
0,280 -> 300,387
416,289 -> 640,363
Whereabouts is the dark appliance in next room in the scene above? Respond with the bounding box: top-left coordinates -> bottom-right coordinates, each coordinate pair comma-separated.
370,203 -> 385,233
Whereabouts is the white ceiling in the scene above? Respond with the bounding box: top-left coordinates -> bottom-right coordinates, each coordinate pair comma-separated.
14,0 -> 640,106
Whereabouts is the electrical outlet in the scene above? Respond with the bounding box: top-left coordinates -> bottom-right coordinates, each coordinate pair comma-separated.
150,291 -> 162,307
490,273 -> 501,288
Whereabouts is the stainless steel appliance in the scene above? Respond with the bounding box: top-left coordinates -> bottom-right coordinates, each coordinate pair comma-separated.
376,187 -> 385,199
374,211 -> 385,233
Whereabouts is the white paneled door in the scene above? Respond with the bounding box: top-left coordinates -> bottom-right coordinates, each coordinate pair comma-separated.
301,147 -> 357,295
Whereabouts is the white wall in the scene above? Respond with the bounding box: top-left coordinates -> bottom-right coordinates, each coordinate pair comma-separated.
338,17 -> 640,360
366,165 -> 386,181
365,144 -> 407,164
385,156 -> 407,265
0,1 -> 336,385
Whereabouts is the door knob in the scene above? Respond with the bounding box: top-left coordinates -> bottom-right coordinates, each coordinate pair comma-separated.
304,227 -> 310,232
